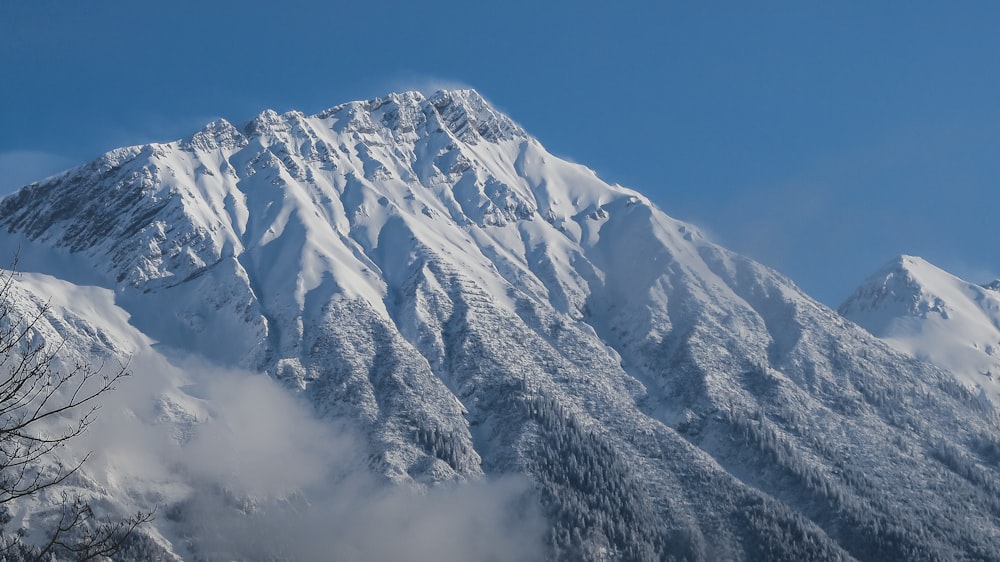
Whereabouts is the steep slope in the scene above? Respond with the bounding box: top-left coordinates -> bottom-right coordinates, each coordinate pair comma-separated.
840,255 -> 1000,405
2,90 -> 1000,561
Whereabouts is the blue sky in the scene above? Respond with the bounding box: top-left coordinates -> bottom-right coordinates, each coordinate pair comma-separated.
2,1 -> 999,305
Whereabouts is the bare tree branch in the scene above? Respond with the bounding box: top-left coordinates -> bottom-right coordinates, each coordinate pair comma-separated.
0,257 -> 151,559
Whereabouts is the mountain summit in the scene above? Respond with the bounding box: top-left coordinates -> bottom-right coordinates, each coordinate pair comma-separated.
2,90 -> 1000,561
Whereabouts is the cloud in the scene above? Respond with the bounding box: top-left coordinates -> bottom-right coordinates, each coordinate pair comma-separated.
0,150 -> 77,194
72,351 -> 547,562
181,473 -> 545,562
173,370 -> 355,498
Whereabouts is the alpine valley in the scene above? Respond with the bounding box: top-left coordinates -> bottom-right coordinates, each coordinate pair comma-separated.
2,89 -> 999,561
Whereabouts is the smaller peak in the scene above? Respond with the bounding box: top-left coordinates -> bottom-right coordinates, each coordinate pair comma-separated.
386,90 -> 427,103
203,117 -> 234,128
429,87 -> 485,102
840,254 -> 967,318
280,109 -> 308,121
257,108 -> 281,120
315,91 -> 425,121
875,257 -> 1000,310
243,108 -> 310,138
187,118 -> 247,152
363,91 -> 427,114
244,108 -> 281,135
839,256 -> 924,313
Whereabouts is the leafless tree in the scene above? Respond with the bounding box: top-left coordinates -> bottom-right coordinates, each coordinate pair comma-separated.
0,264 -> 152,560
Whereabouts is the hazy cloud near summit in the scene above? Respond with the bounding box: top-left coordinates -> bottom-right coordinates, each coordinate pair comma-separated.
371,74 -> 477,98
0,150 -> 77,194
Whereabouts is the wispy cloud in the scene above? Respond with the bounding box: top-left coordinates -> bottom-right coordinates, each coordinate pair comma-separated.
73,352 -> 547,561
0,150 -> 78,194
372,73 -> 477,98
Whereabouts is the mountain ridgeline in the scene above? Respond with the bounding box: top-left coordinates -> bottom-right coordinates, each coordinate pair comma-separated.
2,89 -> 1000,561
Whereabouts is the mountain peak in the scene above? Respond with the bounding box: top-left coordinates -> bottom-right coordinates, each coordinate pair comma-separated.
0,86 -> 610,297
838,254 -> 952,323
427,88 -> 524,142
311,88 -> 524,144
187,118 -> 247,152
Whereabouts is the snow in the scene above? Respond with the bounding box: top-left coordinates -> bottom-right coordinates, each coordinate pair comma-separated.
841,254 -> 1000,404
13,271 -> 150,352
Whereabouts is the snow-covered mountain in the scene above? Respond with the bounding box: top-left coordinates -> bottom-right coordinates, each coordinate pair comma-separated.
841,254 -> 1000,405
2,89 -> 1000,561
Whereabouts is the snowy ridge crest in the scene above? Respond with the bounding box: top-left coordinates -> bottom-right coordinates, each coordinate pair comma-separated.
314,88 -> 526,144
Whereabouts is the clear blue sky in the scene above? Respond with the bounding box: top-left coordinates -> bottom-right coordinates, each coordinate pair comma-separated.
2,0 -> 999,305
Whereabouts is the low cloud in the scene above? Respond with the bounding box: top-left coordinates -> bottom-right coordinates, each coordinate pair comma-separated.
74,351 -> 546,562
174,370 -> 354,498
182,473 -> 545,562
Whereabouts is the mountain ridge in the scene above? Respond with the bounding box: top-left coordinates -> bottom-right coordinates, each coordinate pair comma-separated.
1,90 -> 999,561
